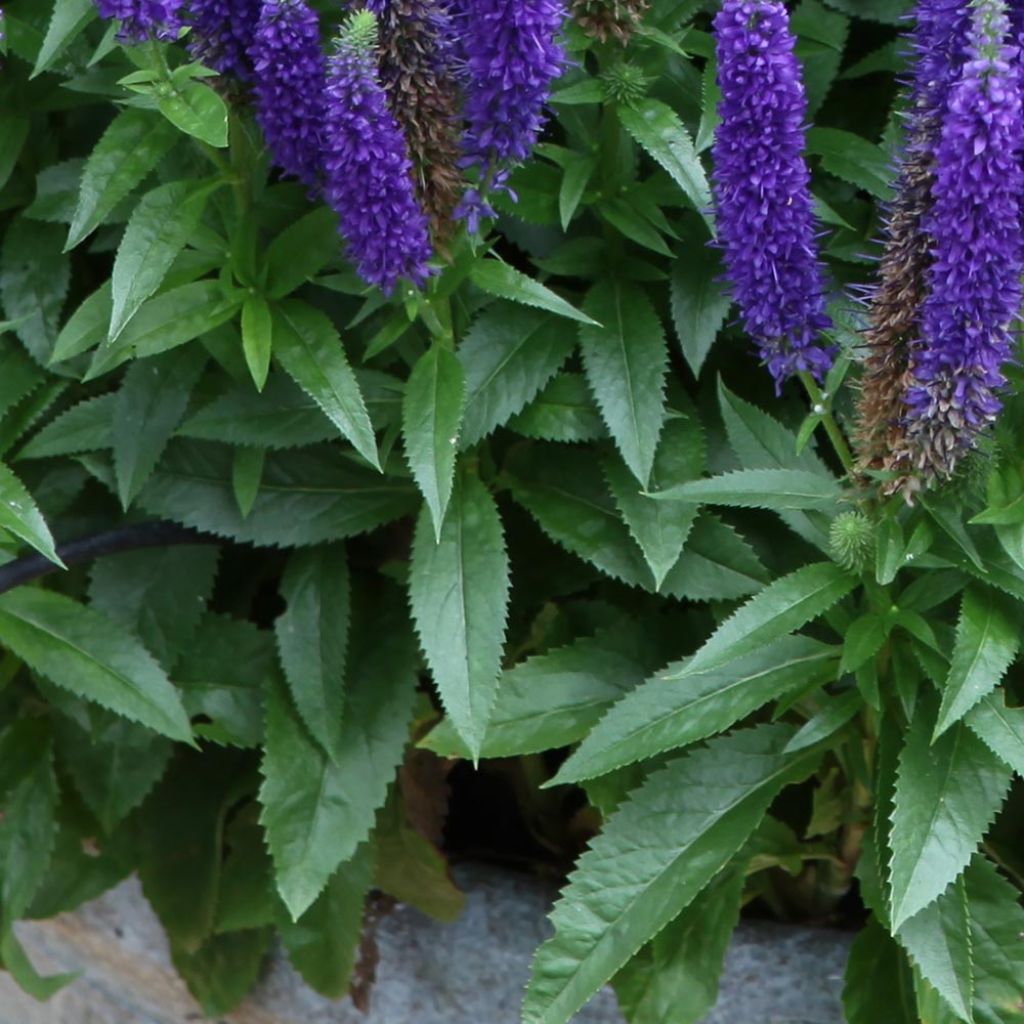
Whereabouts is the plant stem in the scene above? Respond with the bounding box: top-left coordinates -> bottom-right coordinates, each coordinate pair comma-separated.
799,371 -> 855,476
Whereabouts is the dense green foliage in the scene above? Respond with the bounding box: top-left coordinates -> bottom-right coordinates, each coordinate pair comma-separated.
1,1 -> 1024,1021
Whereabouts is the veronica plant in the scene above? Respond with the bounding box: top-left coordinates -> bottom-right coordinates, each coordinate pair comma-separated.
0,1 -> 1023,1023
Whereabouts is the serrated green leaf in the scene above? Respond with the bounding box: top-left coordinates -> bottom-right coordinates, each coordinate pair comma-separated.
50,282 -> 112,363
263,207 -> 339,300
823,0 -> 909,22
806,127 -> 895,200
652,467 -> 841,511
667,562 -> 855,677
935,587 -> 1020,740
508,372 -> 607,443
889,701 -> 1012,930
470,259 -> 598,325
669,248 -> 730,376
964,690 -> 1024,776
171,929 -> 272,1017
839,614 -> 889,674
409,467 -> 510,760
67,109 -> 178,250
113,346 -> 206,509
553,636 -> 836,785
17,393 -> 114,460
522,724 -> 820,1024
843,917 -> 917,1024
617,99 -> 712,226
241,294 -> 273,391
108,180 -> 214,341
0,460 -> 62,565
157,81 -> 228,148
458,303 -> 575,448
136,440 -> 417,547
273,301 -> 379,469
32,0 -> 95,77
0,112 -> 30,194
260,596 -> 417,919
0,589 -> 192,743
421,623 -> 652,760
782,687 -> 862,754
578,281 -> 668,487
274,546 -> 349,760
559,153 -> 596,229
0,345 -> 44,422
402,344 -> 465,539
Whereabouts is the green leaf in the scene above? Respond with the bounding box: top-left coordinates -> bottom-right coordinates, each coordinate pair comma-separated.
889,701 -> 1012,929
782,687 -> 862,753
552,636 -> 837,785
559,153 -> 596,229
0,589 -> 193,743
157,81 -> 229,148
469,259 -> 598,325
402,344 -> 466,539
0,930 -> 76,1001
823,0 -> 910,23
617,99 -> 712,227
265,207 -> 340,300
274,546 -> 350,760
806,127 -> 895,200
241,294 -> 273,391
272,301 -> 379,469
935,587 -> 1020,739
136,440 -> 417,547
0,460 -> 62,565
671,562 -> 856,677
50,282 -> 112,363
231,445 -> 264,518
840,614 -> 889,675
669,249 -> 730,376
652,467 -> 841,511
32,0 -> 95,77
17,393 -> 114,460
522,724 -> 821,1024
0,345 -> 44,422
458,302 -> 576,448
279,842 -> 374,999
843,917 -> 917,1024
171,930 -> 272,1017
260,595 -> 417,919
67,108 -> 178,250
1,219 -> 70,364
604,415 -> 704,590
109,180 -> 214,341
964,690 -> 1024,776
421,623 -> 653,760
508,372 -> 607,443
113,347 -> 206,509
0,112 -> 30,194
409,467 -> 510,760
578,281 -> 668,487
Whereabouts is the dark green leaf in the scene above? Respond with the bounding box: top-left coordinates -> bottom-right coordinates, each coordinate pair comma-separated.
669,249 -> 730,376
964,690 -> 1024,776
470,259 -> 598,325
0,460 -> 62,565
652,467 -> 841,511
17,394 -> 114,460
843,917 -> 917,1024
265,207 -> 340,300
241,293 -> 273,391
32,0 -> 95,77
806,127 -> 895,200
171,929 -> 272,1016
508,372 -> 607,443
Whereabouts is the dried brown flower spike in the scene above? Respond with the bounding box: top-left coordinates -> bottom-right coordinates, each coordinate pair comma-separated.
571,0 -> 649,44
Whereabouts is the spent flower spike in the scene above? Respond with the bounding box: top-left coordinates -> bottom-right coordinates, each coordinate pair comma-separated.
899,0 -> 1024,485
322,10 -> 434,293
250,0 -> 326,189
94,0 -> 184,40
711,0 -> 834,389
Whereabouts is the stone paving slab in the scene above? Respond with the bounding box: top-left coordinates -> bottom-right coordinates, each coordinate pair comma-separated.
0,865 -> 852,1023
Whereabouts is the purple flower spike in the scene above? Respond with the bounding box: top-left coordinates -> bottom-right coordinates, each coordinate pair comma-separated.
902,0 -> 1024,482
250,0 -> 326,189
187,0 -> 261,80
711,0 -> 834,389
322,11 -> 434,294
94,0 -> 184,41
454,0 -> 568,219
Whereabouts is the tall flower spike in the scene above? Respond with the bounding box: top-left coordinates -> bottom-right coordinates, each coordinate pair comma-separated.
712,0 -> 834,388
893,0 -> 1024,490
364,0 -> 464,237
94,0 -> 184,40
454,0 -> 568,230
571,0 -> 649,44
250,0 -> 325,189
187,0 -> 261,80
855,0 -> 972,477
323,10 -> 434,293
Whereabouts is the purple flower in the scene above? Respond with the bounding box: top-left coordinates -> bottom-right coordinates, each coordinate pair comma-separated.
250,0 -> 325,188
711,0 -> 833,388
95,0 -> 184,40
454,0 -> 568,226
187,0 -> 261,79
322,11 -> 433,293
902,0 -> 1024,481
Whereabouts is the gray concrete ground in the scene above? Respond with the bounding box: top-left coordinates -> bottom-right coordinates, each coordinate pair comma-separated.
0,865 -> 852,1023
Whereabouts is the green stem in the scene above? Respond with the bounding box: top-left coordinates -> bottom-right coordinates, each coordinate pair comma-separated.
799,371 -> 855,476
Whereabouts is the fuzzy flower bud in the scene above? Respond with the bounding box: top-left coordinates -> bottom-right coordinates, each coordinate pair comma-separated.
454,0 -> 568,230
322,11 -> 434,293
711,0 -> 834,390
187,0 -> 261,80
829,511 -> 874,573
250,0 -> 325,189
94,0 -> 183,40
897,0 -> 1024,488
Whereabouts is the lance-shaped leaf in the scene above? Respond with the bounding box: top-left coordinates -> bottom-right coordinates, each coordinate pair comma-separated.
402,344 -> 466,540
522,724 -> 821,1024
551,636 -> 837,785
934,587 -> 1020,739
409,468 -> 510,760
0,460 -> 62,566
669,248 -> 731,376
965,690 -> 1024,775
578,281 -> 668,488
469,259 -> 598,325
274,546 -> 350,759
843,917 -> 918,1024
889,701 -> 1012,930
0,589 -> 192,743
652,468 -> 841,511
660,513 -> 768,602
273,301 -> 379,470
